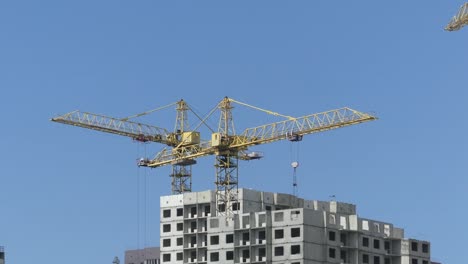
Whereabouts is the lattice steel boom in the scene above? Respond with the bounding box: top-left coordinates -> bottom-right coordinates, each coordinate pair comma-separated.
51,110 -> 175,145
446,3 -> 468,31
145,106 -> 377,168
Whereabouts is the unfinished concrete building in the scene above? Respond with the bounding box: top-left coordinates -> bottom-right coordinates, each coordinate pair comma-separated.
159,189 -> 431,264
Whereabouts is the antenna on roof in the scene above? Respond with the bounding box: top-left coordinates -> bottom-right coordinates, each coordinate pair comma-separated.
291,161 -> 299,196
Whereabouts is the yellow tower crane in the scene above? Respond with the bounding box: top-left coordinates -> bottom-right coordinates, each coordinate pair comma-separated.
446,2 -> 468,31
51,97 -> 377,218
51,100 -> 197,194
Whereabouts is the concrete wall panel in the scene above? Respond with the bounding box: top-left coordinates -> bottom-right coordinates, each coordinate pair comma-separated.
183,192 -> 198,205
303,200 -> 315,210
349,215 -> 358,231
304,210 -> 325,226
160,194 -> 183,208
197,190 -> 214,204
303,242 -> 325,261
262,191 -> 274,205
303,225 -> 325,244
239,188 -> 262,202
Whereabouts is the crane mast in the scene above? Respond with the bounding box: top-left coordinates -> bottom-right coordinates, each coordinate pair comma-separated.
214,97 -> 239,217
171,100 -> 193,194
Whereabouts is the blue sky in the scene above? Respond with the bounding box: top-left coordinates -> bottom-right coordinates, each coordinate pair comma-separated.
0,1 -> 466,263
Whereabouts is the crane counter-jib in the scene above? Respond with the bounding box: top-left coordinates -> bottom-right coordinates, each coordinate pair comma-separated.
142,140 -> 215,168
143,148 -> 216,168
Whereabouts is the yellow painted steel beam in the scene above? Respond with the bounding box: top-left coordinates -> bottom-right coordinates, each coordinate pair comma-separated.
446,3 -> 468,31
120,102 -> 177,121
231,107 -> 376,147
51,110 -> 176,145
228,98 -> 295,120
144,141 -> 214,167
145,107 -> 376,168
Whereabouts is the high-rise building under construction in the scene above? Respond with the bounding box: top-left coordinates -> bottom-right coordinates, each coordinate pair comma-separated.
159,189 -> 431,264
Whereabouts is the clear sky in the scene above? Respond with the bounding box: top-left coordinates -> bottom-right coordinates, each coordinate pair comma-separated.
0,1 -> 466,263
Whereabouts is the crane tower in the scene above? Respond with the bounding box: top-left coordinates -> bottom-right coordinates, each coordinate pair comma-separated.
51,97 -> 377,218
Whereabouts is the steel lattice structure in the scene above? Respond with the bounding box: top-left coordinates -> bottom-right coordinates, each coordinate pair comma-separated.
446,3 -> 468,31
52,97 -> 377,218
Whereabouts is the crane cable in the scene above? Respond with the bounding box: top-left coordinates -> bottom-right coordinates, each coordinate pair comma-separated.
136,143 -> 141,251
136,142 -> 149,259
136,142 -> 148,260
142,142 -> 148,260
229,98 -> 295,120
290,141 -> 301,196
121,102 -> 177,121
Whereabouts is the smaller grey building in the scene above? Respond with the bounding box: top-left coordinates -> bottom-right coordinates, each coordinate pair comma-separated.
0,246 -> 5,264
125,247 -> 160,264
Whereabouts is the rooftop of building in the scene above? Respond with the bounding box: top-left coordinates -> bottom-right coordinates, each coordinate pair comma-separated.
159,188 -> 434,243
161,188 -> 357,214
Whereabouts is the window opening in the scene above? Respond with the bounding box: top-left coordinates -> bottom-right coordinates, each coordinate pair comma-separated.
291,245 -> 301,255
275,229 -> 284,239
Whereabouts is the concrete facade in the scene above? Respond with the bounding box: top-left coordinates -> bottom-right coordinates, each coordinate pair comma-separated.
125,247 -> 160,264
160,189 -> 431,264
